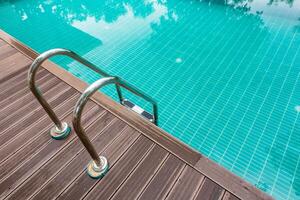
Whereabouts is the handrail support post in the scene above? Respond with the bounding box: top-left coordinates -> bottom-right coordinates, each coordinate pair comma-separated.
28,54 -> 71,140
115,84 -> 124,104
73,77 -> 116,179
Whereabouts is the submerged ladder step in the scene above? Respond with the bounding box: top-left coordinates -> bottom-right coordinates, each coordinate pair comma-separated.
122,99 -> 154,123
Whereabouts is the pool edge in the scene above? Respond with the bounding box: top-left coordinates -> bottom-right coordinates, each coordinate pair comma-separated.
0,29 -> 273,200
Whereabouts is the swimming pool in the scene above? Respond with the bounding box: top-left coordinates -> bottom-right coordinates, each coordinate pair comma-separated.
0,0 -> 299,199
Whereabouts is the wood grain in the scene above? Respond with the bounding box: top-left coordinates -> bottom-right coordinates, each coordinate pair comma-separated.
165,166 -> 205,200
110,144 -> 168,200
137,155 -> 185,200
82,136 -> 153,200
194,178 -> 225,200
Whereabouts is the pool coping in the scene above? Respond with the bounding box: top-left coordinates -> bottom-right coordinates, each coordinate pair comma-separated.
0,29 -> 273,200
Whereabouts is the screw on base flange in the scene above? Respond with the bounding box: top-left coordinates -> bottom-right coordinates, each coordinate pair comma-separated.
87,156 -> 109,179
50,122 -> 71,140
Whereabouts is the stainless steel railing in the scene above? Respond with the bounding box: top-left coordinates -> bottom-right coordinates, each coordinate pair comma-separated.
29,48 -> 158,178
28,48 -> 158,140
72,76 -> 158,178
73,77 -> 116,178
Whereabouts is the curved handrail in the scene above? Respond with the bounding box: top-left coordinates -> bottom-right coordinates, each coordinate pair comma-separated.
116,78 -> 158,125
72,77 -> 115,178
28,48 -> 157,139
28,49 -> 123,129
72,76 -> 157,178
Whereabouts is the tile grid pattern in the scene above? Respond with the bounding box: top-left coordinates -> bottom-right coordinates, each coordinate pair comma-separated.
58,4 -> 300,200
1,1 -> 300,199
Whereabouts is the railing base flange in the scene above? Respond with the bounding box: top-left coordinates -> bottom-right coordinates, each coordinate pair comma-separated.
87,157 -> 109,179
50,122 -> 71,140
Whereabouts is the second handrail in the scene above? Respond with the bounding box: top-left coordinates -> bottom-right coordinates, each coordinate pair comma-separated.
73,76 -> 157,178
72,77 -> 115,178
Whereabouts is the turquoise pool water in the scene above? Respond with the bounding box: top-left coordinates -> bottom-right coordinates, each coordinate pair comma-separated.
0,0 -> 300,199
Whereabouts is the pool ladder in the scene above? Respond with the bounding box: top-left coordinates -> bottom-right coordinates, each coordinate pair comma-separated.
28,49 -> 158,179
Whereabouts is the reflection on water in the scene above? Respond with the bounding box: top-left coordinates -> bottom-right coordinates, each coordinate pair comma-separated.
0,0 -> 300,200
267,0 -> 294,6
1,0 -> 299,40
67,0 -> 169,75
5,0 -> 162,23
3,0 -> 300,26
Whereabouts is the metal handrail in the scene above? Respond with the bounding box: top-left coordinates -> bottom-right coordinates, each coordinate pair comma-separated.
28,48 -> 158,140
73,76 -> 159,178
73,77 -> 115,178
73,76 -> 158,178
112,77 -> 158,125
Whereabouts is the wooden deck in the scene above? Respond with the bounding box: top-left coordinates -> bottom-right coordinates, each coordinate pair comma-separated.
0,31 -> 273,200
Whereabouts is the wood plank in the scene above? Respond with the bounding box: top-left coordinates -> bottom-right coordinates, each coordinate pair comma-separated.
137,155 -> 185,200
0,73 -> 54,115
0,51 -> 19,67
79,136 -> 153,200
0,67 -> 31,92
0,85 -> 76,146
165,166 -> 205,200
31,126 -> 139,200
0,65 -> 28,87
5,116 -> 124,200
58,137 -> 152,200
0,44 -> 17,60
222,191 -> 240,200
194,158 -> 273,200
109,144 -> 168,200
0,69 -> 49,103
0,67 -> 47,98
0,94 -> 83,178
194,178 -> 225,200
0,84 -> 72,141
0,42 -> 10,49
0,103 -> 107,199
0,97 -> 95,164
0,39 -> 6,47
0,64 -> 29,82
0,41 -> 13,48
0,100 -> 96,171
0,51 -> 30,68
0,75 -> 60,119
0,52 -> 31,80
0,42 -> 11,49
0,75 -> 66,115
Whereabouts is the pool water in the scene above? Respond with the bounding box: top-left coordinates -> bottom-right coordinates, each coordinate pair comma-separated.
1,0 -> 300,199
